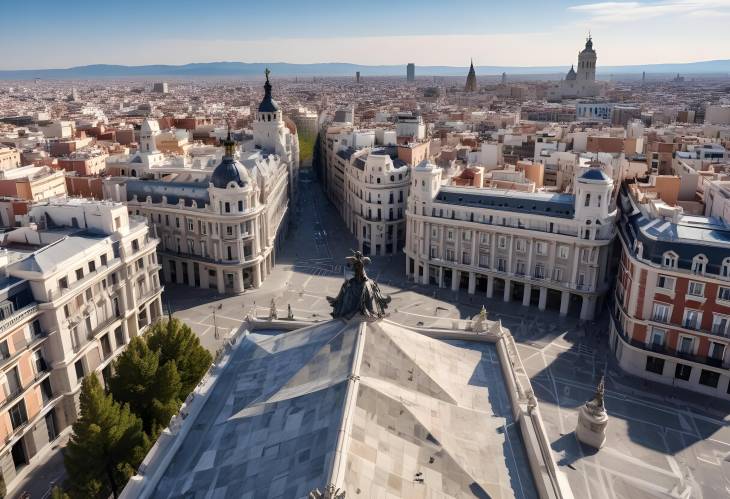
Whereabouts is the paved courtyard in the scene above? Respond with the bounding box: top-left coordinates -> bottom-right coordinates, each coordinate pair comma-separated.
164,172 -> 730,498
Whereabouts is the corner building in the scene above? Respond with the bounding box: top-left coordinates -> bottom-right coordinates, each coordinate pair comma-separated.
611,179 -> 730,397
405,161 -> 616,320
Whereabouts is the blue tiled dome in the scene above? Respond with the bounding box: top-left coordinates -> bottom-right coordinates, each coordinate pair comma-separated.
580,168 -> 610,181
210,135 -> 248,188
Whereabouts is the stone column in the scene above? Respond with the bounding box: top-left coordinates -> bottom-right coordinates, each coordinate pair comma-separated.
162,257 -> 172,283
253,264 -> 262,288
216,269 -> 225,294
560,291 -> 570,316
522,283 -> 532,307
503,279 -> 511,302
538,287 -> 548,311
233,271 -> 243,294
187,263 -> 195,289
438,267 -> 444,288
175,260 -> 184,284
486,276 -> 494,298
422,264 -> 430,286
580,295 -> 596,321
451,270 -> 460,291
468,272 -> 476,295
200,267 -> 209,289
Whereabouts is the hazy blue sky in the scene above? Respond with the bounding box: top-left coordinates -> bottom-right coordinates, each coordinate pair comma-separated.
1,0 -> 729,69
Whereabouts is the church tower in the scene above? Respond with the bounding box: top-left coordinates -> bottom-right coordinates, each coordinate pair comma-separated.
464,60 -> 477,92
577,35 -> 597,82
253,68 -> 286,154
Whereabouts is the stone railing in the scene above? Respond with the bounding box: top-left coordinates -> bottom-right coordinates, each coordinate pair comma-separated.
0,304 -> 39,336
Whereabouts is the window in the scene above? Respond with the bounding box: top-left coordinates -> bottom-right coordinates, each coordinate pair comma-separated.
718,286 -> 730,303
683,310 -> 701,330
100,254 -> 107,266
462,252 -> 471,265
662,252 -> 677,268
187,219 -> 194,231
515,261 -> 526,275
688,281 -> 704,297
584,193 -> 591,207
536,241 -> 547,256
498,236 -> 507,249
515,239 -> 526,252
709,342 -> 725,361
132,239 -> 139,251
722,258 -> 730,279
558,245 -> 569,259
479,232 -> 489,245
74,360 -> 85,382
553,267 -> 564,282
447,230 -> 454,241
691,254 -> 707,274
534,264 -> 545,279
678,336 -> 694,354
497,258 -> 507,272
430,246 -> 439,259
9,401 -> 27,430
58,277 -> 68,290
226,226 -> 234,236
224,202 -> 230,213
462,230 -> 471,242
645,356 -> 665,374
712,315 -> 729,336
479,252 -> 489,268
652,303 -> 670,323
238,200 -> 243,211
88,261 -> 96,273
656,275 -> 675,291
649,328 -> 665,347
699,369 -> 720,388
674,363 -> 691,381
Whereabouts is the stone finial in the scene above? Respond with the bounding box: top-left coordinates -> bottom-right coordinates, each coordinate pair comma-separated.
269,298 -> 278,320
309,484 -> 345,499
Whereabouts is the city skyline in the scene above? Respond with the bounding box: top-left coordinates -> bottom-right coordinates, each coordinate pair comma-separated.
1,0 -> 730,70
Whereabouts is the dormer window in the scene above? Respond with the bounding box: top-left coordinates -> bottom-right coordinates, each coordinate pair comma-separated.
662,251 -> 677,269
691,254 -> 707,274
722,258 -> 730,279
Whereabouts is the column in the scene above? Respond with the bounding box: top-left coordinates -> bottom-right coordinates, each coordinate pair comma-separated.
233,272 -> 243,294
522,283 -> 532,307
175,260 -> 184,284
405,257 -> 411,277
438,267 -> 444,288
486,276 -> 494,298
451,270 -> 460,291
538,287 -> 548,311
503,279 -> 511,302
560,291 -> 570,316
253,264 -> 262,288
200,267 -> 210,289
187,263 -> 195,289
163,258 -> 172,283
580,296 -> 596,321
422,264 -> 430,286
216,269 -> 225,294
468,272 -> 476,295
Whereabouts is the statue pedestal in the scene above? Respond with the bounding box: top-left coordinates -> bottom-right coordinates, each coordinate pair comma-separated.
575,403 -> 608,449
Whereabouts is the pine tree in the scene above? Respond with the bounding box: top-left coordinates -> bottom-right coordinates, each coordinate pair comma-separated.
147,318 -> 212,396
109,337 -> 181,435
64,375 -> 149,499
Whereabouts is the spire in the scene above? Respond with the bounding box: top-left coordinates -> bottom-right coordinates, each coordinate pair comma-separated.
264,67 -> 272,99
223,120 -> 235,158
258,67 -> 280,113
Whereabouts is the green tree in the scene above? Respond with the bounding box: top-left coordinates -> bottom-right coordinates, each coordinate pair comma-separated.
64,375 -> 149,499
147,318 -> 212,396
51,486 -> 70,499
109,337 -> 181,436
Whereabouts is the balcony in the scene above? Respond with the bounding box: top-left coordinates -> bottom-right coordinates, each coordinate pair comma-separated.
0,304 -> 40,336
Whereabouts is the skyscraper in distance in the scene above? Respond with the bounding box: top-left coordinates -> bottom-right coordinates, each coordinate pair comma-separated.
406,63 -> 415,81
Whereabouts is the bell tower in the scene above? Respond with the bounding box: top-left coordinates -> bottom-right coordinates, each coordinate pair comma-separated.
577,34 -> 597,82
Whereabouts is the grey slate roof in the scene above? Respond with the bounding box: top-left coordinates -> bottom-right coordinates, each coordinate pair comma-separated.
618,183 -> 730,273
126,179 -> 210,208
436,187 -> 576,219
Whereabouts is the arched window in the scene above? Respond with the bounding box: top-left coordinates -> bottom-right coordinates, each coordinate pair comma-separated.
662,251 -> 677,268
584,193 -> 591,207
722,258 -> 730,279
691,254 -> 707,274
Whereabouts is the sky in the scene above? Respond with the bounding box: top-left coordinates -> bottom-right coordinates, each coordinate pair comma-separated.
1,0 -> 730,69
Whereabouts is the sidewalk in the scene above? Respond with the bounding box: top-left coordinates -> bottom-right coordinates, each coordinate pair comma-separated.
8,431 -> 70,499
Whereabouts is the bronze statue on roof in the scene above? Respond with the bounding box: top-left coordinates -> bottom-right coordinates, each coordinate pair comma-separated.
327,250 -> 391,319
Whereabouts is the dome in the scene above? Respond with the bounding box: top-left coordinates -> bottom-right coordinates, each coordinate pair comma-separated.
579,168 -> 610,182
582,36 -> 595,53
258,68 -> 280,113
210,135 -> 249,188
566,65 -> 577,80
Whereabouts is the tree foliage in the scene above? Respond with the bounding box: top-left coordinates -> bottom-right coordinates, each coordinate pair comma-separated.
109,337 -> 181,437
64,375 -> 148,499
147,318 -> 212,396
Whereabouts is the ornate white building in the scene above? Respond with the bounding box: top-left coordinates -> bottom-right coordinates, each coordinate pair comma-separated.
405,161 -> 616,320
549,36 -> 600,100
342,148 -> 409,256
104,72 -> 298,294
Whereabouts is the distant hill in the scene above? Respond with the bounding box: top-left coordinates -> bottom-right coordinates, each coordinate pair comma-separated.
1,60 -> 729,79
